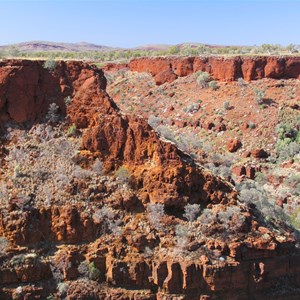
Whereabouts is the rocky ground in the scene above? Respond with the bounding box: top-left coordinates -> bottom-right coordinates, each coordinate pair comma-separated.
0,58 -> 299,299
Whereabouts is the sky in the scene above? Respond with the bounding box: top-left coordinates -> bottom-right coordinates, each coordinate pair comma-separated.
0,0 -> 299,47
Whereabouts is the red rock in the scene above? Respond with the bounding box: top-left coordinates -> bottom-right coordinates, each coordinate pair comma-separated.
251,148 -> 269,158
203,122 -> 215,130
174,119 -> 187,128
129,57 -> 172,76
193,57 -> 209,73
172,57 -> 194,77
109,56 -> 300,85
193,119 -> 201,127
285,57 -> 300,79
243,151 -> 251,158
265,57 -> 285,78
163,261 -> 183,293
232,166 -> 246,177
226,139 -> 242,152
102,62 -> 129,72
209,57 -> 243,81
245,165 -> 256,179
214,123 -> 226,132
241,57 -> 266,81
154,69 -> 177,85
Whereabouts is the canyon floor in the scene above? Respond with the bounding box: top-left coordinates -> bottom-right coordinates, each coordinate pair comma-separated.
0,57 -> 299,300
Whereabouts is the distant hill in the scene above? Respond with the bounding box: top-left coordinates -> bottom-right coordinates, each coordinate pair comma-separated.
0,41 -> 120,52
133,44 -> 171,51
0,41 -> 244,54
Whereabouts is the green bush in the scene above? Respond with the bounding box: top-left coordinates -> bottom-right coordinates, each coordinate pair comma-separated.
43,60 -> 57,71
208,80 -> 218,91
116,166 -> 130,183
67,124 -> 77,136
223,101 -> 230,110
253,88 -> 265,105
196,71 -> 210,88
275,123 -> 300,161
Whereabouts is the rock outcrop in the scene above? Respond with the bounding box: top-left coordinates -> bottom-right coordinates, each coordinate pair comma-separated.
124,56 -> 300,85
0,59 -> 106,124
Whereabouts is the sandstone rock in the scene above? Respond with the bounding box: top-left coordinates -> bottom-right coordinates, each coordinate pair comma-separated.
172,57 -> 194,77
241,57 -> 266,81
111,56 -> 300,85
265,57 -> 285,78
232,165 -> 246,177
251,148 -> 269,158
154,69 -> 178,85
226,139 -> 242,152
245,165 -> 256,180
214,123 -> 226,132
209,57 -> 243,81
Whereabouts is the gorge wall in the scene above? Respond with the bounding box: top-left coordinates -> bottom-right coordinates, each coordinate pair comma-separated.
104,56 -> 300,85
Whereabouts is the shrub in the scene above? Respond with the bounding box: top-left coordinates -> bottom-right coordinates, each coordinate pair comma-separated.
64,96 -> 72,106
248,121 -> 256,129
198,208 -> 216,226
218,206 -> 246,231
57,282 -> 68,298
183,103 -> 200,114
43,60 -> 57,71
0,237 -> 8,254
89,262 -> 101,281
67,124 -> 77,136
46,103 -> 60,124
116,166 -> 130,183
237,77 -> 247,87
253,88 -> 265,105
93,205 -> 122,235
78,260 -> 90,277
208,80 -> 218,91
92,159 -> 104,176
147,203 -> 165,230
196,71 -> 210,88
255,172 -> 268,184
78,261 -> 101,281
73,166 -> 91,179
275,123 -> 300,161
148,115 -> 161,128
156,125 -> 176,143
223,101 -> 230,111
174,224 -> 190,251
183,203 -> 201,222
290,208 -> 300,230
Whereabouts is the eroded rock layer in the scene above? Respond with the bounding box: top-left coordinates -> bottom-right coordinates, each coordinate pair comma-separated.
103,56 -> 300,84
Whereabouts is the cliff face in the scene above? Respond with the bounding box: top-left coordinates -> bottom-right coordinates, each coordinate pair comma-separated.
111,56 -> 300,84
0,59 -> 300,299
0,59 -> 106,123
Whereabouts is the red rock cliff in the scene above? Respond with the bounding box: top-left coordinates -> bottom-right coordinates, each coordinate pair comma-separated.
126,56 -> 300,84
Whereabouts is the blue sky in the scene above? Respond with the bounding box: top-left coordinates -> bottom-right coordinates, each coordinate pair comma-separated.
0,0 -> 299,47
